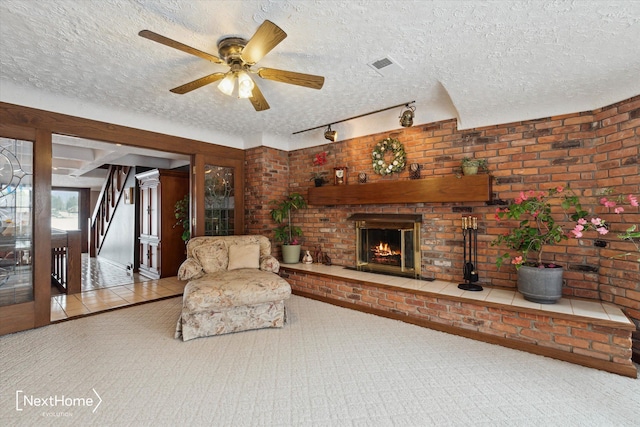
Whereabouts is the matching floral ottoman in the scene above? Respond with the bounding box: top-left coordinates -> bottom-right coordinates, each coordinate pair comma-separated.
175,235 -> 291,341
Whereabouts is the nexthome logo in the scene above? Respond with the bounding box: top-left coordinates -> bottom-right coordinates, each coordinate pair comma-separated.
16,389 -> 102,415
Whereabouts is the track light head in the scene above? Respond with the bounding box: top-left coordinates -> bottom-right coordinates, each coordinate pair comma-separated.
324,125 -> 338,142
400,104 -> 416,127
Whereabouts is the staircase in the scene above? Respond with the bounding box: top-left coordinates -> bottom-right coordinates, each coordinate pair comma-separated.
89,165 -> 131,257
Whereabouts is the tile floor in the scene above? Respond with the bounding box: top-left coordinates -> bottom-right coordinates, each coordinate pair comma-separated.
51,277 -> 185,322
50,254 -> 186,321
79,253 -> 143,291
283,263 -> 634,326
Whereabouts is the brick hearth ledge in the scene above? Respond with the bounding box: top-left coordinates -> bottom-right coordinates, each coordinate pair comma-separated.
281,264 -> 637,378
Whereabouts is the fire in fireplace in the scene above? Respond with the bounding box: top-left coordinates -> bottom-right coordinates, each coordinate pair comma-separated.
372,241 -> 399,260
349,214 -> 421,279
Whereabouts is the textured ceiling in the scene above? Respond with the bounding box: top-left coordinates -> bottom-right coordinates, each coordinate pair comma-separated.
1,0 -> 640,151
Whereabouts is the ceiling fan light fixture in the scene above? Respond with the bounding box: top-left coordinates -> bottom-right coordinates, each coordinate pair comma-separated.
324,125 -> 338,142
218,73 -> 236,96
140,20 -> 324,112
237,71 -> 255,99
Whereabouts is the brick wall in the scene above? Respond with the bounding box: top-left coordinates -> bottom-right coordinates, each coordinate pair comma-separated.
282,268 -> 636,377
244,146 -> 290,259
592,98 -> 640,362
244,95 -> 640,360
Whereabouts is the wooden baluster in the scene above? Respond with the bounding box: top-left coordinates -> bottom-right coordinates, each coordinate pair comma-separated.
60,247 -> 66,288
110,170 -> 116,207
51,250 -> 55,282
105,196 -> 111,222
116,166 -> 122,189
57,248 -> 61,283
66,231 -> 81,294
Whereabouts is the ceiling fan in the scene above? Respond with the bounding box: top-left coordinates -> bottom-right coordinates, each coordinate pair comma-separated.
139,20 -> 325,111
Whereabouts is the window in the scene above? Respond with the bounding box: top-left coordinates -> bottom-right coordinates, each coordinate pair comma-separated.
51,190 -> 80,230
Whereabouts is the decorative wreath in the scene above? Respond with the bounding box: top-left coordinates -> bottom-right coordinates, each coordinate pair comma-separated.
371,137 -> 407,176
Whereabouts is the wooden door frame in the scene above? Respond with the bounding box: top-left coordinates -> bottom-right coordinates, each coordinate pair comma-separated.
0,102 -> 245,334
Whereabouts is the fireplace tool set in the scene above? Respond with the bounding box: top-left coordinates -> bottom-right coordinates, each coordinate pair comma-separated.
458,216 -> 483,292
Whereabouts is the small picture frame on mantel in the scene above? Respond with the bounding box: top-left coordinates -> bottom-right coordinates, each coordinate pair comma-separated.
333,166 -> 348,185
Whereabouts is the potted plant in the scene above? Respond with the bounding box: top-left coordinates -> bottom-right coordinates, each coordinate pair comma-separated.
173,194 -> 190,242
461,157 -> 488,176
310,171 -> 329,187
491,187 -> 639,303
269,192 -> 307,264
491,187 -> 586,303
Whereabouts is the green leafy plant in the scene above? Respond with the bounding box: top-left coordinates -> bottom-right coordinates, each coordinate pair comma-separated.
310,171 -> 328,186
173,194 -> 190,242
310,171 -> 328,181
269,192 -> 307,245
492,187 -> 587,269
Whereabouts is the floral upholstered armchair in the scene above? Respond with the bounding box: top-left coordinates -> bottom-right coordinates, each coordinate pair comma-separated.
175,235 -> 291,341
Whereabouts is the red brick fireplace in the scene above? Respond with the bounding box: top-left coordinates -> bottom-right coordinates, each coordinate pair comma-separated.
245,95 -> 640,363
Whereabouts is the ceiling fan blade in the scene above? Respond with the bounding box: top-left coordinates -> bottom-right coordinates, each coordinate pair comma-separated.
170,73 -> 226,94
249,83 -> 270,111
257,68 -> 325,90
241,20 -> 287,64
139,30 -> 223,64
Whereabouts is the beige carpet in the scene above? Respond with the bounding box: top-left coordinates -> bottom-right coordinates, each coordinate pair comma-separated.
1,295 -> 639,426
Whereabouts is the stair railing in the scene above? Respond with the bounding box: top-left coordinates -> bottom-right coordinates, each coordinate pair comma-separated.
89,165 -> 131,256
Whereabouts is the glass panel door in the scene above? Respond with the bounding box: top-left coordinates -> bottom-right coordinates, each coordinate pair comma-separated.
204,165 -> 234,236
0,138 -> 33,307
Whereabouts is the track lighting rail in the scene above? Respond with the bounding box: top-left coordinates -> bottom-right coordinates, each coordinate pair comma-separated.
292,100 -> 415,135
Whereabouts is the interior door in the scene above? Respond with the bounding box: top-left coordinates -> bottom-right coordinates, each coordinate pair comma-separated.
192,154 -> 244,237
0,126 -> 48,335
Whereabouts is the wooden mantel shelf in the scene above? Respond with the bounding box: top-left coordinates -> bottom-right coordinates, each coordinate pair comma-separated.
307,174 -> 491,205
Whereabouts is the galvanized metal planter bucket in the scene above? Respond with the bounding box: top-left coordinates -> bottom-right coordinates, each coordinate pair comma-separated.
517,265 -> 564,304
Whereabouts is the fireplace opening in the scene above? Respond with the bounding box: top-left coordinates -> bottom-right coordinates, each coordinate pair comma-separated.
349,214 -> 421,279
371,233 -> 401,265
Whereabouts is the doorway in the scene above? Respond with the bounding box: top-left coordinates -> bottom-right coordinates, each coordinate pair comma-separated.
0,102 -> 245,334
50,135 -> 191,320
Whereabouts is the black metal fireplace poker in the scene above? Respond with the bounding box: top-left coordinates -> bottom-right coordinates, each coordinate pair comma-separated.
458,216 -> 483,292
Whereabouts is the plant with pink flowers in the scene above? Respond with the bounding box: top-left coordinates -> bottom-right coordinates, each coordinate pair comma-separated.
571,191 -> 639,262
492,187 -> 587,269
492,187 -> 639,268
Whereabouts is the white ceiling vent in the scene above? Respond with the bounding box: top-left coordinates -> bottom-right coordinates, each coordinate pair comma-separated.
368,55 -> 404,77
